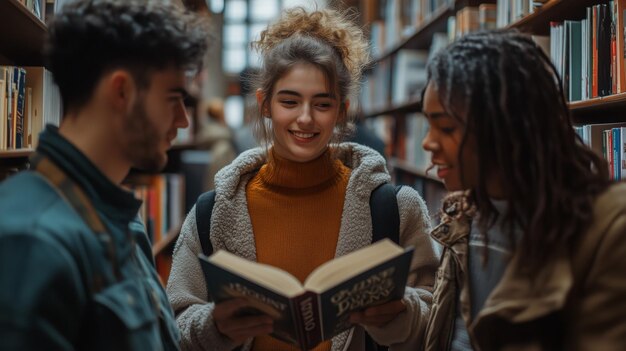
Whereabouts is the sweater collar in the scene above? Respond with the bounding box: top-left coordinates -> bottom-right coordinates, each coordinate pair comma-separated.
258,148 -> 341,189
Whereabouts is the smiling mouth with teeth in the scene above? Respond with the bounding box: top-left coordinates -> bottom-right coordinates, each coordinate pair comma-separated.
290,131 -> 317,139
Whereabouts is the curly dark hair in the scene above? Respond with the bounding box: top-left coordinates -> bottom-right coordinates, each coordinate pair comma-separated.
45,0 -> 209,112
426,29 -> 610,270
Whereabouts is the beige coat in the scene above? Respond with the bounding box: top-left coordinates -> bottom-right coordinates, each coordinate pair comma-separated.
167,144 -> 439,351
423,183 -> 626,351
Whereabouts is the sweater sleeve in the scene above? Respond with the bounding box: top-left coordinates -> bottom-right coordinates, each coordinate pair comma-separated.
364,186 -> 438,350
166,206 -> 242,351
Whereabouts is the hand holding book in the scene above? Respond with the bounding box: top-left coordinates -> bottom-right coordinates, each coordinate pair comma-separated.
213,298 -> 274,346
350,299 -> 407,328
199,239 -> 414,350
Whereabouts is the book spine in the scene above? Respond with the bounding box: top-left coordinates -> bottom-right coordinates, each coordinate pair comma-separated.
295,291 -> 322,350
6,68 -> 13,149
593,5 -> 599,97
15,68 -> 26,149
621,127 -> 626,180
289,297 -> 307,351
612,128 -> 622,180
0,79 -> 5,151
612,1 -> 617,94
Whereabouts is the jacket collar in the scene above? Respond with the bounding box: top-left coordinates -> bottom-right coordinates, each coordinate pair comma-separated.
431,191 -> 574,339
431,190 -> 476,247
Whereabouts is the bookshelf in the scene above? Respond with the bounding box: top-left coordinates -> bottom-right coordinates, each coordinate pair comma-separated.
364,97 -> 421,119
371,3 -> 455,64
152,224 -> 184,256
0,148 -> 35,159
0,1 -> 49,166
569,93 -> 626,124
0,0 -> 47,66
360,0 -> 626,209
389,157 -> 442,183
507,0 -> 595,35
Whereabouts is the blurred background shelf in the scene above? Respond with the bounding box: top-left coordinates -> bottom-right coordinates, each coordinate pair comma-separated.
0,0 -> 47,66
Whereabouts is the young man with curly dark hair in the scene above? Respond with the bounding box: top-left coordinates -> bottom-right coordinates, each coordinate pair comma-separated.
0,1 -> 208,350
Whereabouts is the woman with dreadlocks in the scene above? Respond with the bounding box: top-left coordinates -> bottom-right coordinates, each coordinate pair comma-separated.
419,29 -> 626,350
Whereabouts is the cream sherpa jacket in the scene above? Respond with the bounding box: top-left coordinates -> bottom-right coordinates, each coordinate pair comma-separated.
167,143 -> 438,351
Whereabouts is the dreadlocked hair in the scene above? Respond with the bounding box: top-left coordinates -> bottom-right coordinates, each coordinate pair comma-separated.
427,29 -> 610,272
249,6 -> 370,147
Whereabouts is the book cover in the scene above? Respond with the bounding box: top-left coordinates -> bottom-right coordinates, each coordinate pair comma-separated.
198,239 -> 413,350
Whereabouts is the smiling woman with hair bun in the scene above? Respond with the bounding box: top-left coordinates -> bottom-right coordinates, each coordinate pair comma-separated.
167,7 -> 438,351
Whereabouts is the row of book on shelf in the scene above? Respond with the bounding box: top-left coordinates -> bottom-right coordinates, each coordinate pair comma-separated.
366,114 -> 626,182
575,122 -> 626,180
551,1 -> 626,103
365,0 -> 548,57
363,113 -> 430,172
15,0 -> 45,21
496,0 -> 549,28
368,0 -> 454,57
361,2 -> 535,114
364,0 -> 548,57
362,1 -> 626,116
0,66 -> 61,151
125,173 -> 185,246
367,0 -> 548,58
361,33 -> 446,113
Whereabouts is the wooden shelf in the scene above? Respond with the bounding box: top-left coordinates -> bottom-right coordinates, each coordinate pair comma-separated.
364,98 -> 422,119
0,148 -> 35,159
570,93 -> 626,109
363,91 -> 626,124
569,93 -> 626,124
508,0 -> 595,35
388,158 -> 442,183
0,0 -> 47,66
152,225 -> 183,256
371,3 -> 454,64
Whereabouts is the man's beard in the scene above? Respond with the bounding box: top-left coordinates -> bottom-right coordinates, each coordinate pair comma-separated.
125,98 -> 168,172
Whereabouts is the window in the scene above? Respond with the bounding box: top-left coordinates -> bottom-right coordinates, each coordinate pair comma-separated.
221,0 -> 327,74
220,0 -> 327,128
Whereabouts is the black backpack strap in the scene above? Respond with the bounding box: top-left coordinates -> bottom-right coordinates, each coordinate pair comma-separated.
367,183 -> 402,351
195,190 -> 216,256
369,183 -> 402,244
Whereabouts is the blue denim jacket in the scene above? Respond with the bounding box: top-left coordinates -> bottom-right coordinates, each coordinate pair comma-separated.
0,125 -> 180,350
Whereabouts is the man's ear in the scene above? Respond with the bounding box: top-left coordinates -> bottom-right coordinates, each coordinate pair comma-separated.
108,70 -> 137,114
256,88 -> 269,117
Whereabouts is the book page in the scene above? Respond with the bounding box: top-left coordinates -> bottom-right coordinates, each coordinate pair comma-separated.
304,239 -> 404,292
207,250 -> 305,297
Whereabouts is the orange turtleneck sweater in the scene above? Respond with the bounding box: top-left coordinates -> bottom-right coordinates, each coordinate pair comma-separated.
247,148 -> 351,351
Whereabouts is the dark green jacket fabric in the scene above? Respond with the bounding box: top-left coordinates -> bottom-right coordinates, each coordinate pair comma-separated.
0,125 -> 180,351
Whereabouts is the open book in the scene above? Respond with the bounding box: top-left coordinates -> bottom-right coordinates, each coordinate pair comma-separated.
198,239 -> 414,350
